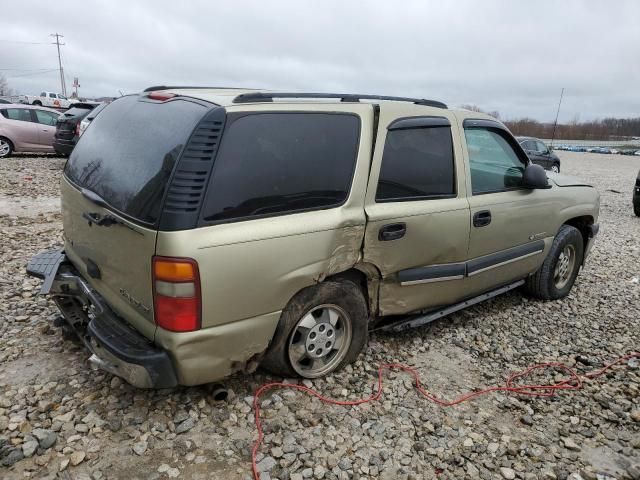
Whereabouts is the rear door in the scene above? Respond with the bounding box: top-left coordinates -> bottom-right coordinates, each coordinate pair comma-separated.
363,105 -> 470,315
62,94 -> 208,338
32,109 -> 59,150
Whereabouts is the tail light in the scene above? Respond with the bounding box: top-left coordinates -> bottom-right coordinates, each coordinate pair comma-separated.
152,256 -> 201,332
75,123 -> 80,136
148,92 -> 176,101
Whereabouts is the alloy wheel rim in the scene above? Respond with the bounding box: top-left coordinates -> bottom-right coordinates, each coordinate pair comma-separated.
288,304 -> 352,378
0,141 -> 9,157
554,244 -> 575,289
551,165 -> 559,173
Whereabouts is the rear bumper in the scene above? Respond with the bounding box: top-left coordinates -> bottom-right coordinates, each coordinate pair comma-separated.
27,249 -> 281,387
27,250 -> 178,388
52,138 -> 75,155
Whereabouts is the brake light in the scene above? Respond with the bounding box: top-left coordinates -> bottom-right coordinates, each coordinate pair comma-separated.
148,91 -> 176,101
152,256 -> 201,332
75,123 -> 80,136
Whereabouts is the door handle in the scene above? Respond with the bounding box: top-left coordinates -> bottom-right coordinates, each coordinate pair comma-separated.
378,223 -> 406,241
473,210 -> 492,227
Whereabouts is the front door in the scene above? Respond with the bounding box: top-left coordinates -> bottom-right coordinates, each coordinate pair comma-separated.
461,119 -> 556,297
363,105 -> 470,316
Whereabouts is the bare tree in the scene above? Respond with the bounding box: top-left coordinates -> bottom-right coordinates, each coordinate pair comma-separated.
0,75 -> 15,96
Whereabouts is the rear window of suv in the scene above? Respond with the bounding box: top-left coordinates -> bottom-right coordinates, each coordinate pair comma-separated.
65,95 -> 206,224
201,112 -> 360,223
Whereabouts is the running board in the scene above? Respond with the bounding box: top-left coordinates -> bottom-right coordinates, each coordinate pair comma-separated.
377,280 -> 525,333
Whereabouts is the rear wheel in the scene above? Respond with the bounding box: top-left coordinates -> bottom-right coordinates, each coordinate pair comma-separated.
524,225 -> 584,300
261,281 -> 368,378
0,137 -> 13,158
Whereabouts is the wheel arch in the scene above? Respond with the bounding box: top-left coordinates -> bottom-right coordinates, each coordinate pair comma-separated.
325,262 -> 382,318
562,215 -> 594,259
0,135 -> 15,154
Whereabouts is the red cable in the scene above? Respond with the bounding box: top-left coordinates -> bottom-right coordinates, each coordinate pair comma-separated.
251,352 -> 639,479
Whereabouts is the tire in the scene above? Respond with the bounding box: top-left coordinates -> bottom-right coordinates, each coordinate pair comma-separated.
261,281 -> 368,379
550,163 -> 560,173
0,137 -> 13,158
524,225 -> 584,300
634,204 -> 640,217
32,100 -> 42,106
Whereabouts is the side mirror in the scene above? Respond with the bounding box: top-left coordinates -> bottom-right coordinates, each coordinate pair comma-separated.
522,164 -> 551,189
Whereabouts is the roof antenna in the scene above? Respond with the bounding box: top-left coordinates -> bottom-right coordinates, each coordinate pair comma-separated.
550,88 -> 564,148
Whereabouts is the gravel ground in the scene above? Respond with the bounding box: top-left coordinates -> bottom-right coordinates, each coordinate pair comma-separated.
0,152 -> 639,480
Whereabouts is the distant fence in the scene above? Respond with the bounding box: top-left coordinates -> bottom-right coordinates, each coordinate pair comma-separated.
543,138 -> 640,148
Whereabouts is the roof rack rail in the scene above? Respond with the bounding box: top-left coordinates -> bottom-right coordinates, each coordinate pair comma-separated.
143,85 -> 255,92
232,92 -> 447,109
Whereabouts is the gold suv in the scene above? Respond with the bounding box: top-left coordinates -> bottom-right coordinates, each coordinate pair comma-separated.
28,88 -> 600,388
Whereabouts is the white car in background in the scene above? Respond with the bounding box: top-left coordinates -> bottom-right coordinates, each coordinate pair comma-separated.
17,92 -> 76,109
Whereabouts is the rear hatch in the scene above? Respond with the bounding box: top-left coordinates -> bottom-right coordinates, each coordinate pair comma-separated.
61,94 -> 209,339
55,105 -> 94,141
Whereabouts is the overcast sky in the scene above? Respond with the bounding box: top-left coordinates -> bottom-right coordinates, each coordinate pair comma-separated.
2,0 -> 639,122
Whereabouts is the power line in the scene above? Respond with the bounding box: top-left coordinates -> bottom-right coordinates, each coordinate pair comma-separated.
6,69 -> 59,78
0,39 -> 49,45
50,33 -> 66,96
550,88 -> 564,147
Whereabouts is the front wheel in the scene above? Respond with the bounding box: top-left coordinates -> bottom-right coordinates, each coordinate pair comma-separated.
32,100 -> 42,106
0,138 -> 13,158
550,163 -> 560,173
261,281 -> 368,379
524,225 -> 584,300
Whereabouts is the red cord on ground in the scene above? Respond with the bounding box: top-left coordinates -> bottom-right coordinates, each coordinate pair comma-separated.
251,352 -> 639,479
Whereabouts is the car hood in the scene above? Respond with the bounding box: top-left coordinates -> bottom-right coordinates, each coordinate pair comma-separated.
547,172 -> 593,187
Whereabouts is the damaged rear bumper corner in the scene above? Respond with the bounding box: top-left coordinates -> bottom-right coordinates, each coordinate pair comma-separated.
27,249 -> 178,389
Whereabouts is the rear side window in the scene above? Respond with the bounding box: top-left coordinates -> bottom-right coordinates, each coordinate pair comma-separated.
376,125 -> 455,201
65,95 -> 206,224
34,110 -> 58,126
201,113 -> 360,223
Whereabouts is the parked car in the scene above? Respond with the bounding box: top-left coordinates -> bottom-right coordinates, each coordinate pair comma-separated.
634,170 -> 640,217
516,136 -> 561,172
0,104 -> 61,158
27,88 -> 600,388
53,102 -> 101,156
18,92 -> 76,109
0,98 -> 11,104
77,102 -> 108,137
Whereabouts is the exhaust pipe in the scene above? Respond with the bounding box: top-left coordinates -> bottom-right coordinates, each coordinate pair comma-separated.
210,383 -> 228,402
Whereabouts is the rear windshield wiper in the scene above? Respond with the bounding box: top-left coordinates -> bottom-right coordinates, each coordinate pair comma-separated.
80,188 -> 142,234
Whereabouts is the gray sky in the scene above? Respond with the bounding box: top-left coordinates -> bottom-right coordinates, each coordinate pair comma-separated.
2,0 -> 639,122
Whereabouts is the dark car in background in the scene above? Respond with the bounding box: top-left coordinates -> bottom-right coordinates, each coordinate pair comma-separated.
53,102 -> 100,156
634,170 -> 640,217
517,136 -> 561,172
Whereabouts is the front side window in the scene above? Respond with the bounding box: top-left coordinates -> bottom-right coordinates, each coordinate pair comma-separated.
465,128 -> 526,194
201,113 -> 360,223
535,141 -> 548,153
34,110 -> 59,126
1,108 -> 32,122
58,94 -> 67,100
376,125 -> 455,201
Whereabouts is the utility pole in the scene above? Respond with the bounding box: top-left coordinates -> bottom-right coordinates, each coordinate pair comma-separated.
50,33 -> 66,96
550,88 -> 564,148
